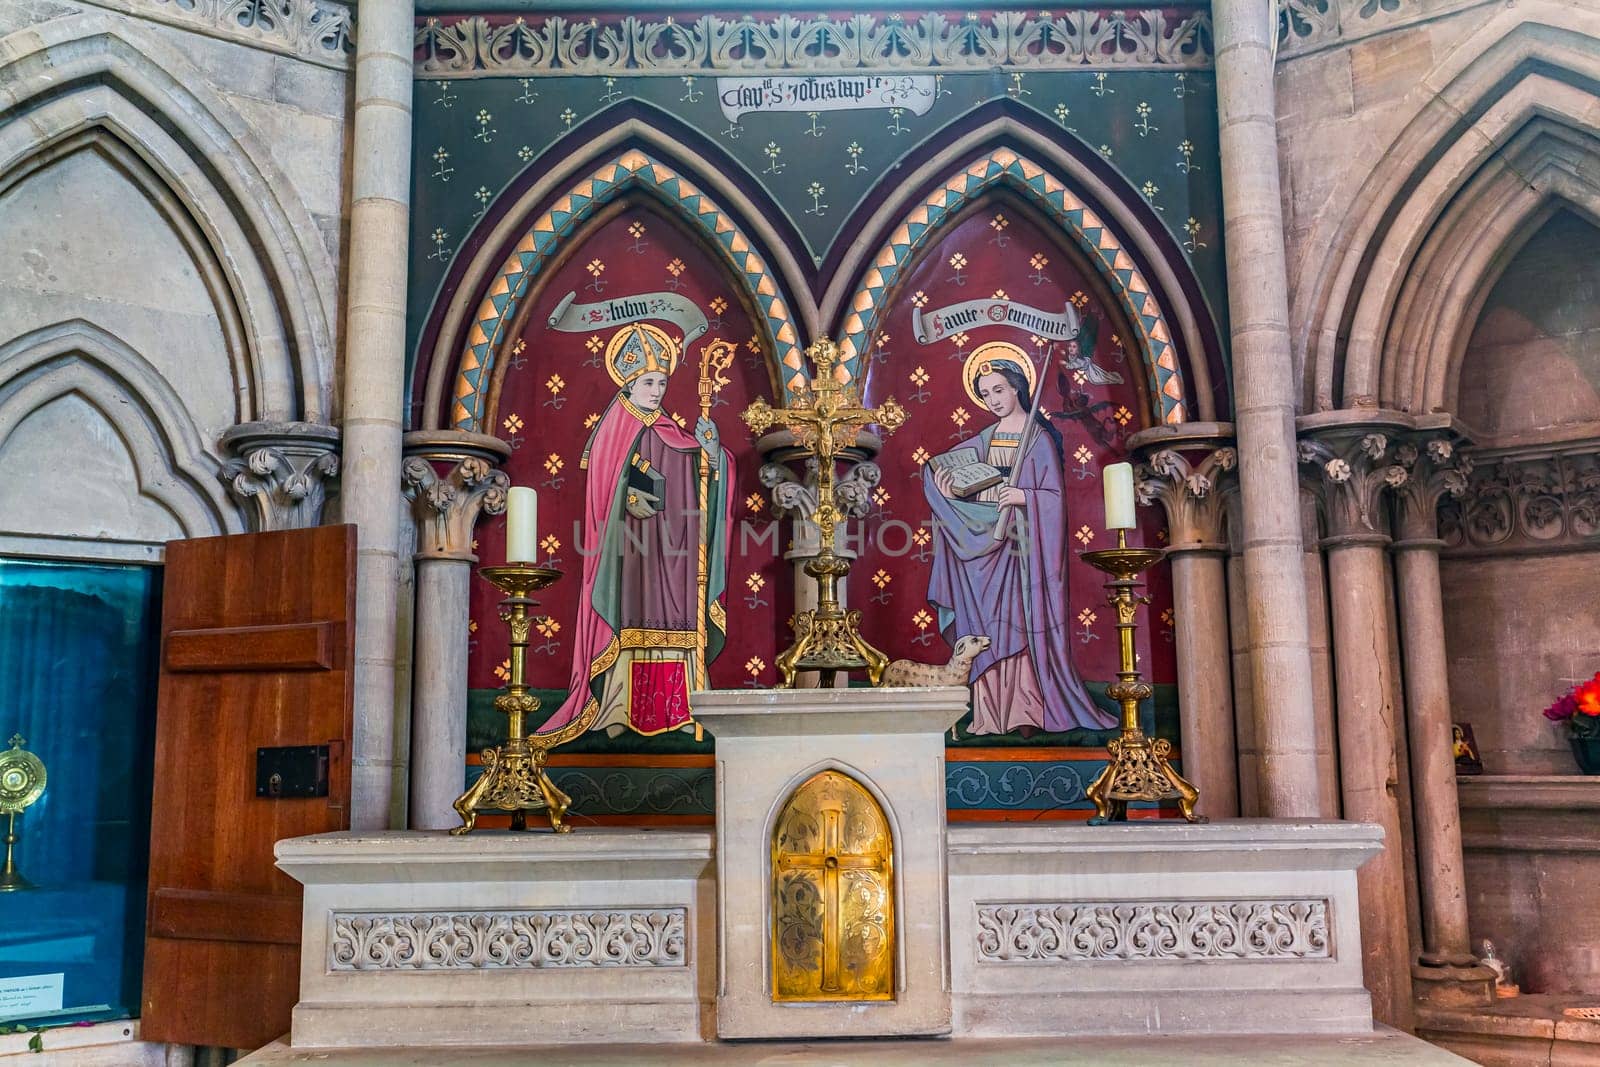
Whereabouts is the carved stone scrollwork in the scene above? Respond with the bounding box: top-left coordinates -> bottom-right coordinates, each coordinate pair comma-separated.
975,899 -> 1331,963
1391,435 -> 1473,544
329,908 -> 688,971
1298,429 -> 1410,542
415,10 -> 1214,79
402,431 -> 513,562
1437,445 -> 1600,556
1135,447 -> 1237,549
219,421 -> 341,531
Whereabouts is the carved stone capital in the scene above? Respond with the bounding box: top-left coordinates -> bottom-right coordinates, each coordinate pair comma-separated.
1298,429 -> 1410,543
1438,443 -> 1600,557
1136,446 -> 1237,550
1391,433 -> 1473,544
219,420 -> 341,531
402,431 -> 513,562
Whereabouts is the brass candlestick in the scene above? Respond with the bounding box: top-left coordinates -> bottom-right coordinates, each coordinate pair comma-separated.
1080,532 -> 1202,824
742,339 -> 907,687
452,565 -> 572,834
0,734 -> 46,891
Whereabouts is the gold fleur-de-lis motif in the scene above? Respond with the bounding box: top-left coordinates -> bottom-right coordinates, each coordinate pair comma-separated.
912,608 -> 932,630
912,528 -> 931,547
912,446 -> 930,465
468,619 -> 478,634
871,569 -> 891,589
746,573 -> 766,593
1069,291 -> 1089,309
546,373 -> 565,394
1078,608 -> 1097,627
1073,444 -> 1093,465
1114,405 -> 1133,427
991,288 -> 1009,300
503,413 -> 524,434
544,453 -> 564,475
494,658 -> 511,682
1075,524 -> 1095,546
872,486 -> 890,506
536,617 -> 561,639
745,492 -> 765,514
950,407 -> 970,428
909,367 -> 930,387
583,412 -> 600,429
709,296 -> 728,315
540,534 -> 561,555
667,259 -> 685,277
912,290 -> 928,308
745,656 -> 766,677
1161,607 -> 1175,627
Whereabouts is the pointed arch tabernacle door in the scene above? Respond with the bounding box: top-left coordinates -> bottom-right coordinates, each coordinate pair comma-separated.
771,770 -> 894,1002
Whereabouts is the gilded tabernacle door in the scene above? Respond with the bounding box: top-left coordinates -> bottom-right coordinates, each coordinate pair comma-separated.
771,769 -> 895,1002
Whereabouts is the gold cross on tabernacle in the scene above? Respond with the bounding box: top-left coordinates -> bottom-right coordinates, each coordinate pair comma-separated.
742,339 -> 906,544
783,801 -> 885,993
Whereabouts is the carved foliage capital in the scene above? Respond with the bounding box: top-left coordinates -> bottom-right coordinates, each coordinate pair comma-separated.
1391,435 -> 1473,542
404,454 -> 509,561
1135,447 -> 1236,548
1298,431 -> 1408,540
220,421 -> 341,531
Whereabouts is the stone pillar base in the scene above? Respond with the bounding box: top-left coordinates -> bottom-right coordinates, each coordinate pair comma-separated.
1411,962 -> 1497,1010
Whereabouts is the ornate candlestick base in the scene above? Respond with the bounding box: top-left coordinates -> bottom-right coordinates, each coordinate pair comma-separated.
1080,532 -> 1203,825
775,548 -> 888,688
452,565 -> 573,835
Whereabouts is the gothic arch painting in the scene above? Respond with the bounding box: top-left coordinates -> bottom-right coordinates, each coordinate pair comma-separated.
414,69 -> 1217,826
845,186 -> 1179,761
461,193 -> 793,808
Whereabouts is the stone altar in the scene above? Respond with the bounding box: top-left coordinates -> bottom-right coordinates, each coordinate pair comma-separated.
274,688 -> 1385,1051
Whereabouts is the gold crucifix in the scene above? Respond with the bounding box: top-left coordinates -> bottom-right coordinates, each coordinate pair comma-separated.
742,339 -> 907,686
771,770 -> 894,1001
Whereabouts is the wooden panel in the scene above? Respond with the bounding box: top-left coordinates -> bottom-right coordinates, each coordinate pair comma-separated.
141,525 -> 355,1050
164,622 -> 336,673
148,888 -> 301,945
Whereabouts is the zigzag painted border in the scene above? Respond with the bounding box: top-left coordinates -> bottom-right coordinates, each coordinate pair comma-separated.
452,150 -> 803,431
838,148 -> 1188,426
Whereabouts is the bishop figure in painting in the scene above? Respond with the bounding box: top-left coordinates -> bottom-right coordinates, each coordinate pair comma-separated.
537,323 -> 733,739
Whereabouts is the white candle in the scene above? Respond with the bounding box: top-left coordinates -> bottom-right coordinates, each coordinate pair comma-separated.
506,486 -> 538,562
1102,462 -> 1137,530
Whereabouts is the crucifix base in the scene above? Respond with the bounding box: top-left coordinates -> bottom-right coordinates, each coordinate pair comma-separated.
693,686 -> 964,1040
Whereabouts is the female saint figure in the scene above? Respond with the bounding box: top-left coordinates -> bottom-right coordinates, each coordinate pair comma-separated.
537,323 -> 733,739
923,341 -> 1113,736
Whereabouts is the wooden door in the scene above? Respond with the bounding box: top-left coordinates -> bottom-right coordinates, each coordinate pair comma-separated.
141,525 -> 355,1049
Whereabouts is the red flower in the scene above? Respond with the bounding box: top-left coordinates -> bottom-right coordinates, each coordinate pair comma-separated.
1577,676 -> 1600,718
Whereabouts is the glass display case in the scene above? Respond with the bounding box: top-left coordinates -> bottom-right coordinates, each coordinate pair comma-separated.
0,558 -> 160,1028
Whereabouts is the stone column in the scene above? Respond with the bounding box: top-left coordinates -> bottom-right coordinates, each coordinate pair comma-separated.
402,432 -> 510,830
1136,445 -> 1239,818
1222,490 -> 1259,815
339,0 -> 415,829
1299,490 -> 1342,817
1392,433 -> 1496,1005
1299,418 -> 1415,1031
1212,0 -> 1323,817
220,421 -> 341,530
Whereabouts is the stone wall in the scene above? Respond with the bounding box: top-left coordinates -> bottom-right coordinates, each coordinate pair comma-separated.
1456,211 -> 1600,448
0,2 -> 349,558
